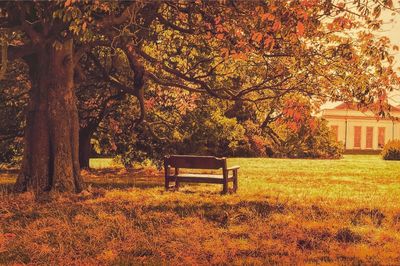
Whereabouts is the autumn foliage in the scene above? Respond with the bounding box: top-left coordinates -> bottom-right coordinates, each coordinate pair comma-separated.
1,0 -> 399,171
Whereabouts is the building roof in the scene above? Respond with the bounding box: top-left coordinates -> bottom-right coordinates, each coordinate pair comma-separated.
321,101 -> 400,112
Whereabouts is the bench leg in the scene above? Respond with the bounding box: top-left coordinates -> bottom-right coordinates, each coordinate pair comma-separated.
222,181 -> 228,194
165,177 -> 169,190
233,170 -> 238,193
174,168 -> 180,191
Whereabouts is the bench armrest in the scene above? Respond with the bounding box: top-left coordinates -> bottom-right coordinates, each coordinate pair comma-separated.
227,166 -> 240,171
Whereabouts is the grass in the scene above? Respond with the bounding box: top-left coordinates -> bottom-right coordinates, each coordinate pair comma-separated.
1,155 -> 400,265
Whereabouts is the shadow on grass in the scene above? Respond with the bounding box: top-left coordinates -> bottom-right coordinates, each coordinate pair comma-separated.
0,167 -> 166,193
83,167 -> 164,190
144,200 -> 286,218
84,167 -> 227,192
1,167 -> 230,193
86,180 -> 162,190
85,178 -> 225,191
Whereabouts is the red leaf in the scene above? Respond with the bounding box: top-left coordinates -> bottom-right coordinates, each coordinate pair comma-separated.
251,32 -> 263,43
296,22 -> 305,36
216,34 -> 225,40
272,20 -> 281,31
264,35 -> 274,51
261,13 -> 275,22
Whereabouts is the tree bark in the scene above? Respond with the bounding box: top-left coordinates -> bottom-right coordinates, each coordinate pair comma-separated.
79,128 -> 92,169
14,39 -> 84,197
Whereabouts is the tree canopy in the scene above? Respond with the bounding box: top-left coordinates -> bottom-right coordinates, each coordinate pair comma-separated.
0,0 -> 399,197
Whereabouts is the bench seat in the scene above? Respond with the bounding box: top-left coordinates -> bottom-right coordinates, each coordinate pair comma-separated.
174,173 -> 235,184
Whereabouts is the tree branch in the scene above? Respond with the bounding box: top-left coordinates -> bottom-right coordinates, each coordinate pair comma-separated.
156,13 -> 195,34
7,44 -> 39,61
95,2 -> 144,29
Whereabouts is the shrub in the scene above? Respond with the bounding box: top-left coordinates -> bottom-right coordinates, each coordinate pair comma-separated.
0,139 -> 23,165
382,140 -> 400,160
234,120 -> 273,157
272,118 -> 344,159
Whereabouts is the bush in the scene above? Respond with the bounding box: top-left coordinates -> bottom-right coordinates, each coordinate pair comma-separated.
0,139 -> 23,165
382,140 -> 400,160
271,118 -> 344,159
234,120 -> 273,157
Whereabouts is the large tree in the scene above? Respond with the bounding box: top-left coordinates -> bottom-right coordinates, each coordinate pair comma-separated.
0,1 -> 152,195
0,0 -> 398,197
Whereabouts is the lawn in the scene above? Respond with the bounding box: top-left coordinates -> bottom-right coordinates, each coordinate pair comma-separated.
1,155 -> 400,265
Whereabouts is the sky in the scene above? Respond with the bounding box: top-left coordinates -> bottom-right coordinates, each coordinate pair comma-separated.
380,10 -> 400,68
379,10 -> 400,104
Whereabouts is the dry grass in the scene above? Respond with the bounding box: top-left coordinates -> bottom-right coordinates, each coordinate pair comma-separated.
1,155 -> 400,265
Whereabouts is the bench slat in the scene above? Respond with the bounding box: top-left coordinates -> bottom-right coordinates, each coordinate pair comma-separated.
174,176 -> 225,184
175,173 -> 231,178
165,155 -> 225,169
166,175 -> 235,182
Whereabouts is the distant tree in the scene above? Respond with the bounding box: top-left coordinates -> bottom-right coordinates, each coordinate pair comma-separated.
270,95 -> 343,158
0,60 -> 29,164
76,47 -> 126,169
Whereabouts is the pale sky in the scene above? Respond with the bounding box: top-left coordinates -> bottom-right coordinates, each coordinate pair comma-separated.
379,10 -> 400,68
380,10 -> 400,104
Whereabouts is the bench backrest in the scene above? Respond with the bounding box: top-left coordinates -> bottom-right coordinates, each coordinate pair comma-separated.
164,155 -> 226,169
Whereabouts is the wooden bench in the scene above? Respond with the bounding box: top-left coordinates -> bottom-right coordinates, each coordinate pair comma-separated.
164,155 -> 239,194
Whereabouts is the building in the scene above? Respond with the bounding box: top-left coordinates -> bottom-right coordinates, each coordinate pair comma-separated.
321,103 -> 400,151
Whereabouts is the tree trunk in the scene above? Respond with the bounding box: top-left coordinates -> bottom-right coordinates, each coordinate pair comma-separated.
14,39 -> 84,197
79,128 -> 92,169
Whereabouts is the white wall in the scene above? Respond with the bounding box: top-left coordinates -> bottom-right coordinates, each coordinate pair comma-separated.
324,113 -> 400,150
345,120 -> 395,149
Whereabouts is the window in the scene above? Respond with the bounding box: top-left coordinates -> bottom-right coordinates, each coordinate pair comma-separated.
331,125 -> 339,141
354,126 -> 361,148
378,127 -> 385,148
366,127 -> 373,149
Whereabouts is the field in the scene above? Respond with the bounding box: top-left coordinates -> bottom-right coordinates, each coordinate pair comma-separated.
1,155 -> 400,265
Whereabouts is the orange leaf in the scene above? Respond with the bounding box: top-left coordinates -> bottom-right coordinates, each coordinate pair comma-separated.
293,112 -> 301,121
296,22 -> 305,36
232,52 -> 248,60
65,0 -> 71,7
261,13 -> 275,22
251,32 -> 263,43
264,35 -> 274,50
216,34 -> 225,40
272,20 -> 281,31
